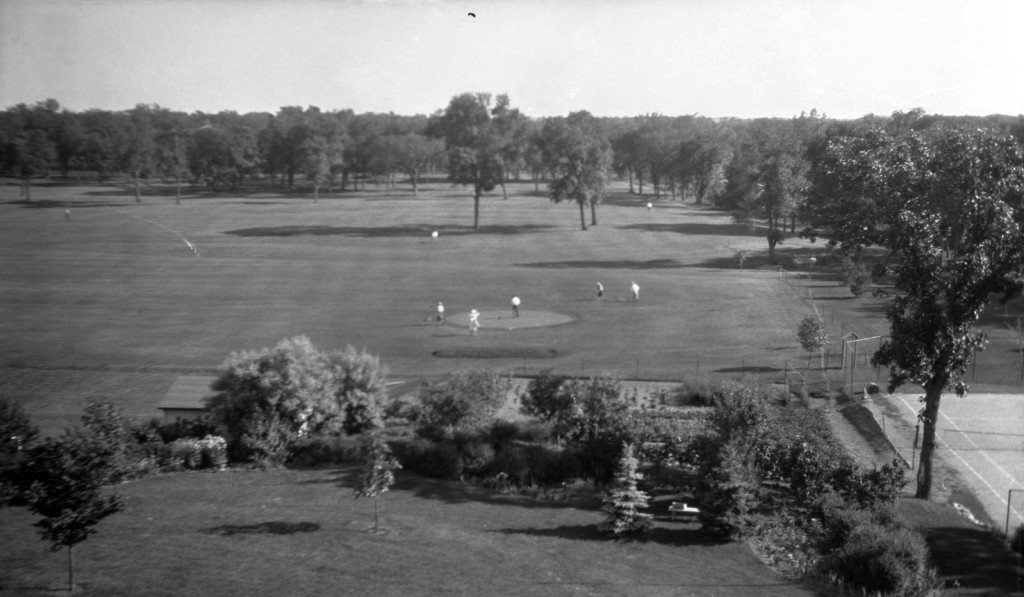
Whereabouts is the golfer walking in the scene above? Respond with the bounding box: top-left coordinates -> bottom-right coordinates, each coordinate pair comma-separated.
596,282 -> 604,301
511,295 -> 520,318
437,302 -> 445,322
469,309 -> 480,335
630,281 -> 640,302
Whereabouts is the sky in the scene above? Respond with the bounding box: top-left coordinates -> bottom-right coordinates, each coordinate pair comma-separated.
1,0 -> 1022,120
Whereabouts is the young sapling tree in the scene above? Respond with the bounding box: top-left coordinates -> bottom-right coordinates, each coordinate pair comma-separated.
354,434 -> 402,533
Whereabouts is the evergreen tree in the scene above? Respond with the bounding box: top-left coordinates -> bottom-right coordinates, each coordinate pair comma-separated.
597,443 -> 652,535
354,434 -> 402,533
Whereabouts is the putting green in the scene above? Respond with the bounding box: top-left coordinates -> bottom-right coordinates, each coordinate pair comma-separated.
449,309 -> 573,330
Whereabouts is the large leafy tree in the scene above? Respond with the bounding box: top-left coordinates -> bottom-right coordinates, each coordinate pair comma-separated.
302,134 -> 345,201
440,93 -> 509,229
388,132 -> 443,195
822,124 -> 1024,499
122,105 -> 157,202
543,111 -> 613,230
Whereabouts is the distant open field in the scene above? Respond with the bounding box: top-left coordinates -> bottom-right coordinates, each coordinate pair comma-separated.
2,177 -> 1022,436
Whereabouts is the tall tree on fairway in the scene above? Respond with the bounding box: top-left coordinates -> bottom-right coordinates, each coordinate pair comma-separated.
123,105 -> 157,202
597,443 -> 652,535
20,430 -> 124,591
821,123 -> 1024,499
389,133 -> 444,195
354,434 -> 401,533
543,111 -> 613,230
13,129 -> 56,201
440,93 -> 508,229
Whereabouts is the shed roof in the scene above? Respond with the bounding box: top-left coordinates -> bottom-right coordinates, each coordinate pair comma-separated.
159,375 -> 217,411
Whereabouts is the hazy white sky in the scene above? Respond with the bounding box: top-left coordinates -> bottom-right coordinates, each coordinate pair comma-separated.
1,0 -> 1022,119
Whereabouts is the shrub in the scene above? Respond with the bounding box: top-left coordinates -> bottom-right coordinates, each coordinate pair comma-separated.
519,370 -> 572,423
822,522 -> 935,596
413,440 -> 463,479
327,346 -> 390,435
841,256 -> 871,297
706,384 -> 772,445
240,409 -> 295,468
670,377 -> 730,406
141,416 -> 219,444
598,444 -> 652,535
208,336 -> 390,451
411,370 -> 511,440
166,436 -> 228,470
695,435 -> 761,538
1012,524 -> 1024,560
0,398 -> 39,457
80,399 -> 140,483
0,398 -> 38,499
287,435 -> 364,467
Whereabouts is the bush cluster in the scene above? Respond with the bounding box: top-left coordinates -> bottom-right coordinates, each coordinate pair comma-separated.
814,493 -> 937,596
691,385 -> 910,539
411,370 -> 511,441
208,336 -> 390,463
841,256 -> 872,297
165,436 -> 228,470
667,377 -> 732,407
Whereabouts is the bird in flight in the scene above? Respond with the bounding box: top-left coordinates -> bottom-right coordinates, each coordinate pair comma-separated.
468,12 -> 476,17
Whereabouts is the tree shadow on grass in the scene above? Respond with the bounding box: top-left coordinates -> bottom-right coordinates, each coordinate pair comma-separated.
516,258 -> 686,270
199,521 -> 321,536
617,222 -> 755,236
224,224 -> 556,238
496,524 -> 729,547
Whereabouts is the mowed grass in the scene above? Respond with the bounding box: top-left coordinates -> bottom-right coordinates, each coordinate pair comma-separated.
2,179 -> 818,434
0,466 -> 813,596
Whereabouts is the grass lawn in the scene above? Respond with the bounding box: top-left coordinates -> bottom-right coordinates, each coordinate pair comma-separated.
0,466 -> 815,597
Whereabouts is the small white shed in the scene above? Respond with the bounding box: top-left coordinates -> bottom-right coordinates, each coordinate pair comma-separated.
158,375 -> 216,422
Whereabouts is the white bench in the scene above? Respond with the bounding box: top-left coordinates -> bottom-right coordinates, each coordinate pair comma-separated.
668,501 -> 700,520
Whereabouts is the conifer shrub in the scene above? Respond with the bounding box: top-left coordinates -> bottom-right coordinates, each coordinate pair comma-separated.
598,444 -> 652,535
